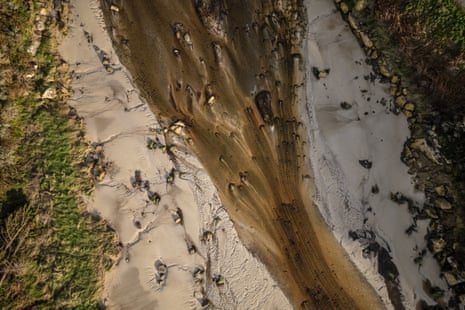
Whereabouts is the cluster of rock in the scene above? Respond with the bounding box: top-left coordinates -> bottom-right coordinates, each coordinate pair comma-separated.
84,143 -> 108,182
336,0 -> 416,121
336,0 -> 465,307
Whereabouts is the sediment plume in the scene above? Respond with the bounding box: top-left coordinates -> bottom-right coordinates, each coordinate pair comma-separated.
99,0 -> 382,308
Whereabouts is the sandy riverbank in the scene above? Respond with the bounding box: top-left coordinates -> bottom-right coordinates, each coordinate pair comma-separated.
56,0 -> 448,308
98,0 -> 385,308
303,0 -> 449,308
59,0 -> 292,309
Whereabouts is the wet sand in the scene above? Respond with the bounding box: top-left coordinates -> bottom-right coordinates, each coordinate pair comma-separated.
60,0 -> 292,309
99,0 -> 383,308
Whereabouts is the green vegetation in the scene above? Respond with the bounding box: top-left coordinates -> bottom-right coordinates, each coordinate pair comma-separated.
353,0 -> 465,110
406,0 -> 465,56
0,1 -> 117,308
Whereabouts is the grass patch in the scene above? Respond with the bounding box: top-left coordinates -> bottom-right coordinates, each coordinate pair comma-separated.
0,1 -> 118,308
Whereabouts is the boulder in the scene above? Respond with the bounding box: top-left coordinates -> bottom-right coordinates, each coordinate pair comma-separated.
312,67 -> 330,80
255,90 -> 274,124
395,95 -> 407,107
430,238 -> 446,254
443,271 -> 465,287
359,31 -> 373,48
354,0 -> 367,11
169,120 -> 186,135
435,198 -> 452,210
402,102 -> 415,118
340,101 -> 352,110
368,48 -> 378,59
213,274 -> 225,286
390,192 -> 410,204
359,159 -> 372,169
391,75 -> 400,84
410,138 -> 441,164
348,14 -> 358,31
435,185 -> 447,197
42,88 -> 57,99
206,95 -> 216,105
424,206 -> 439,219
340,2 -> 349,14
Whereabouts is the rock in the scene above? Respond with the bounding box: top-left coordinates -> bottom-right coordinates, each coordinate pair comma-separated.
255,90 -> 274,124
184,32 -> 193,46
371,184 -> 379,194
154,259 -> 168,285
430,238 -> 446,254
148,191 -> 161,204
402,102 -> 415,118
198,297 -> 210,307
318,69 -> 330,79
355,0 -> 367,11
424,206 -> 439,219
359,159 -> 372,169
410,138 -> 441,164
435,185 -> 447,197
389,84 -> 398,96
348,14 -> 358,31
435,198 -> 452,210
367,48 -> 378,59
312,67 -> 330,79
359,31 -> 373,48
390,192 -> 409,204
395,95 -> 407,107
169,120 -> 186,135
36,20 -> 46,32
194,0 -> 226,36
172,207 -> 183,224
228,183 -> 235,192
379,64 -> 391,78
443,272 -> 465,287
340,2 -> 349,14
193,266 -> 204,279
202,230 -> 213,241
340,101 -> 352,110
132,170 -> 143,188
42,88 -> 57,99
213,274 -> 225,286
166,168 -> 176,184
187,242 -> 197,254
206,95 -> 216,105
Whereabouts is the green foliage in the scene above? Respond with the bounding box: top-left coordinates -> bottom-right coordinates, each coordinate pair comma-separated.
0,2 -> 118,309
406,0 -> 465,54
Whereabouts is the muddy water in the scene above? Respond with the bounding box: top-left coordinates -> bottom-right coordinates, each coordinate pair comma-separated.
99,0 -> 380,308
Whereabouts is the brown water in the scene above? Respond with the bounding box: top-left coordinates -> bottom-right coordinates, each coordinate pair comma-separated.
99,0 -> 382,308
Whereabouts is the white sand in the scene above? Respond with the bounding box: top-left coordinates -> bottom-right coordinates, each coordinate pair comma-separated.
59,0 -> 291,309
302,0 -> 448,308
57,0 -> 450,308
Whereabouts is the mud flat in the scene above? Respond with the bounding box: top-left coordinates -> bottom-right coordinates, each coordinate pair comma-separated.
59,0 -> 292,309
303,0 -> 449,308
99,0 -> 384,308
